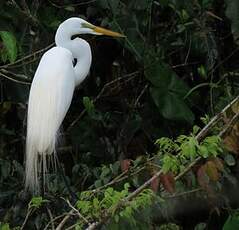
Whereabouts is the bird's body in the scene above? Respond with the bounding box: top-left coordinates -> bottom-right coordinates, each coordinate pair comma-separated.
25,17 -> 124,193
25,47 -> 76,191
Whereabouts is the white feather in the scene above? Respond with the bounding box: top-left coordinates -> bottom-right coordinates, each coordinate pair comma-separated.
25,47 -> 75,192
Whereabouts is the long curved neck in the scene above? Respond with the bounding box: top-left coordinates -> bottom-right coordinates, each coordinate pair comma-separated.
55,26 -> 92,86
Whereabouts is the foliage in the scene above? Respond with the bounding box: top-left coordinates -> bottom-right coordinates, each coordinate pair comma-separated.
75,183 -> 153,228
0,0 -> 239,229
28,196 -> 49,209
156,133 -> 222,173
0,31 -> 17,63
223,211 -> 239,230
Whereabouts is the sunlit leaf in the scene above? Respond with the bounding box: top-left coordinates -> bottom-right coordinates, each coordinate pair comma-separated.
0,223 -> 10,230
0,31 -> 17,63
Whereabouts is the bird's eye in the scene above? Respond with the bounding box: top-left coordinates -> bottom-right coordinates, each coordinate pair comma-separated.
71,34 -> 80,40
72,58 -> 77,67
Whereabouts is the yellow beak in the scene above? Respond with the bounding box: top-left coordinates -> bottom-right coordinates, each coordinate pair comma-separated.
93,26 -> 126,37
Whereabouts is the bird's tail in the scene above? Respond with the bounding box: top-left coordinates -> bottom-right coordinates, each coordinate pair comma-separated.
25,86 -> 59,193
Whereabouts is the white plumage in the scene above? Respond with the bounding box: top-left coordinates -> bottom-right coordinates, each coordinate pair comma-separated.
25,17 -> 124,193
25,47 -> 76,191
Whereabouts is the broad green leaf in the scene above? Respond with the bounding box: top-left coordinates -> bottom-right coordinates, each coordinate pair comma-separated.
146,62 -> 194,123
150,87 -> 194,124
0,31 -> 17,63
145,62 -> 194,124
225,0 -> 239,45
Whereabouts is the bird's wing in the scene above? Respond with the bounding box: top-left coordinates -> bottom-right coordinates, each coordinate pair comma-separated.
25,46 -> 76,191
27,46 -> 75,154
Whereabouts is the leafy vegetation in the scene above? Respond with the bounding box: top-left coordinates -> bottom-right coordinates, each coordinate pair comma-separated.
0,0 -> 239,229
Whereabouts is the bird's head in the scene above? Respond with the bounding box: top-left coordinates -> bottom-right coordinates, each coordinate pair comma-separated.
56,17 -> 125,39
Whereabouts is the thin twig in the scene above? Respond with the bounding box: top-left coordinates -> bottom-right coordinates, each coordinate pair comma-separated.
134,84 -> 148,107
55,210 -> 74,230
0,72 -> 30,85
125,169 -> 163,201
91,166 -> 146,194
219,112 -> 239,137
195,95 -> 239,140
67,72 -> 139,131
65,199 -> 89,225
21,209 -> 33,230
0,43 -> 54,69
163,188 -> 202,199
43,213 -> 69,230
46,208 -> 55,230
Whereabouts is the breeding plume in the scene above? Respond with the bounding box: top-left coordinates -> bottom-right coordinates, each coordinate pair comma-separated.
25,17 -> 124,193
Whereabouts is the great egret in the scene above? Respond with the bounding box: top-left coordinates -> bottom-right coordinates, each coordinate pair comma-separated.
25,17 -> 124,193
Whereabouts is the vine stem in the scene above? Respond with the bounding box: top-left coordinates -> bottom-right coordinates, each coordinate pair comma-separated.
20,208 -> 33,230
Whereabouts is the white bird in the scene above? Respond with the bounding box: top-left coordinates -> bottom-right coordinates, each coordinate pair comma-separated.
25,17 -> 124,193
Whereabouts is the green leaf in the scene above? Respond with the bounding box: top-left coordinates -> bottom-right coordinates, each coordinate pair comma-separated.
224,154 -> 236,166
223,213 -> 239,230
225,0 -> 239,45
180,137 -> 198,159
29,196 -> 49,209
0,223 -> 10,230
76,200 -> 91,214
0,31 -> 17,63
198,145 -> 209,158
94,180 -> 102,188
146,62 -> 194,123
162,154 -> 179,173
150,86 -> 194,123
83,96 -> 95,116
